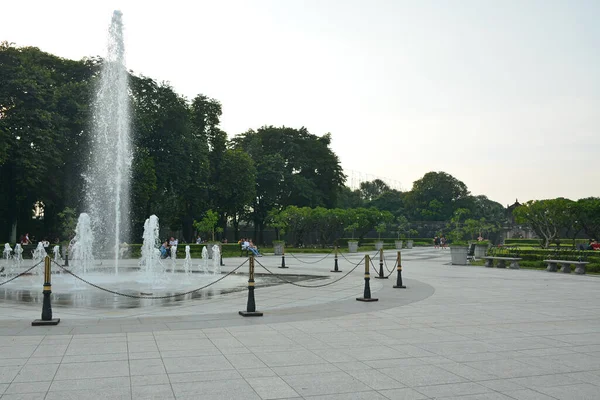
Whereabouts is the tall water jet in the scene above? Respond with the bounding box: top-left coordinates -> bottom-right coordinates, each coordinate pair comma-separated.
212,245 -> 221,275
2,243 -> 11,263
139,215 -> 167,287
200,246 -> 209,274
53,245 -> 62,264
71,213 -> 95,276
85,10 -> 132,271
32,243 -> 47,273
183,245 -> 192,276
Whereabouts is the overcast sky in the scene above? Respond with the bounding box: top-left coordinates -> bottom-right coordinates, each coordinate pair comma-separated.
2,0 -> 598,206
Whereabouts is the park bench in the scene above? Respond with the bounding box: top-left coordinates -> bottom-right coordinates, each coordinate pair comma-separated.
543,259 -> 589,275
483,256 -> 522,269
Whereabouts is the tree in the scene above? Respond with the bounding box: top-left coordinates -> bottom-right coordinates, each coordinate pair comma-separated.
513,198 -> 574,248
194,210 -> 221,242
359,179 -> 390,201
232,126 -> 345,243
0,43 -> 96,242
336,186 -> 364,209
215,149 -> 256,240
404,172 -> 470,221
573,197 -> 600,240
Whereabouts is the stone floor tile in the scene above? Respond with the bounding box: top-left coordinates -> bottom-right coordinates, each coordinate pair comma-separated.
4,381 -> 51,394
281,371 -> 371,397
501,389 -> 558,400
246,376 -> 299,399
537,383 -> 600,400
132,383 -> 175,400
129,358 -> 165,375
53,360 -> 129,380
12,364 -> 58,383
378,387 -> 429,400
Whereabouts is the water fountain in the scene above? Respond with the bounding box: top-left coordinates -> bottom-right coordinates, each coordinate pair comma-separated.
32,243 -> 47,271
170,245 -> 178,273
183,245 -> 192,276
200,246 -> 209,274
13,244 -> 23,267
212,245 -> 221,275
85,10 -> 132,272
0,11 -> 314,310
53,245 -> 62,263
71,213 -> 95,275
3,243 -> 11,263
139,215 -> 167,287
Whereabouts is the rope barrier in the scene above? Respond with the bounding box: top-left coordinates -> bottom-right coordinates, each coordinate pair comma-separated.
369,258 -> 381,275
287,249 -> 335,264
254,256 -> 365,288
50,259 -> 248,299
0,261 -> 43,286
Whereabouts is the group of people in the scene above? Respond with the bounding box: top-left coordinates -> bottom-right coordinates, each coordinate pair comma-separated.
159,237 -> 179,259
239,238 -> 262,256
433,236 -> 448,249
584,239 -> 600,251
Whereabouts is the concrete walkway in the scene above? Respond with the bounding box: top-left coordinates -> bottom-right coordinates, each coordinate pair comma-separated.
0,247 -> 599,399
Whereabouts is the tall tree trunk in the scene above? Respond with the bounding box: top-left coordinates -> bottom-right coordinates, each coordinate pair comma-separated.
232,214 -> 239,242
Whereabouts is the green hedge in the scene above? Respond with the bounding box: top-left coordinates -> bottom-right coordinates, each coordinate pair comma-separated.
336,238 -> 432,247
504,238 -> 589,248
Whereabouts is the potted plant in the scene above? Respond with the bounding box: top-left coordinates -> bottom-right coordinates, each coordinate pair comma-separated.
474,240 -> 490,259
448,208 -> 470,265
344,222 -> 359,253
405,229 -> 418,249
272,240 -> 285,256
374,222 -> 386,250
394,216 -> 408,250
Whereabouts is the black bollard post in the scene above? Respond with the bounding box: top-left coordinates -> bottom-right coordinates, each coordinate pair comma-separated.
375,248 -> 388,279
279,251 -> 288,269
357,255 -> 378,302
331,246 -> 342,273
32,256 -> 60,326
393,251 -> 406,289
239,255 -> 263,316
220,254 -> 225,267
64,248 -> 69,267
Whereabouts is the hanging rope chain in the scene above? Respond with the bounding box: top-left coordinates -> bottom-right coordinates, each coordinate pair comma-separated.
254,256 -> 365,288
50,259 -> 248,299
0,261 -> 43,286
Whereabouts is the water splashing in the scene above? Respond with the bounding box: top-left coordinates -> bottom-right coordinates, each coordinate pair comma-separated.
183,245 -> 192,276
32,243 -> 47,273
139,215 -> 167,287
72,213 -> 95,276
85,10 -> 132,271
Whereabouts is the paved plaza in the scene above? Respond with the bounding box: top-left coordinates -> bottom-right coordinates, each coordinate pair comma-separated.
0,247 -> 599,399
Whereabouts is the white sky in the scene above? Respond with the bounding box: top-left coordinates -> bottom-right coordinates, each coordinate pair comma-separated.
2,0 -> 599,206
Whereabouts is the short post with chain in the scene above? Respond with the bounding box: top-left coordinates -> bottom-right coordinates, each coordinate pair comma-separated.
32,256 -> 60,326
239,255 -> 263,316
357,255 -> 378,302
393,251 -> 406,289
331,246 -> 342,272
375,248 -> 387,279
279,249 -> 288,269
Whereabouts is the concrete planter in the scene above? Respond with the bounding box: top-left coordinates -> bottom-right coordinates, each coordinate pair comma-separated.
205,243 -> 222,259
273,241 -> 284,256
474,244 -> 488,259
375,241 -> 384,250
348,241 -> 358,253
395,240 -> 403,250
406,240 -> 414,249
450,246 -> 469,265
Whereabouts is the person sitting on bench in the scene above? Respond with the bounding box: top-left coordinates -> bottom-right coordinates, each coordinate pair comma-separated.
247,239 -> 262,257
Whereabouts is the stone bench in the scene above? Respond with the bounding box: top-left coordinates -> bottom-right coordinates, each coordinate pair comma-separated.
544,259 -> 589,275
483,256 -> 522,269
